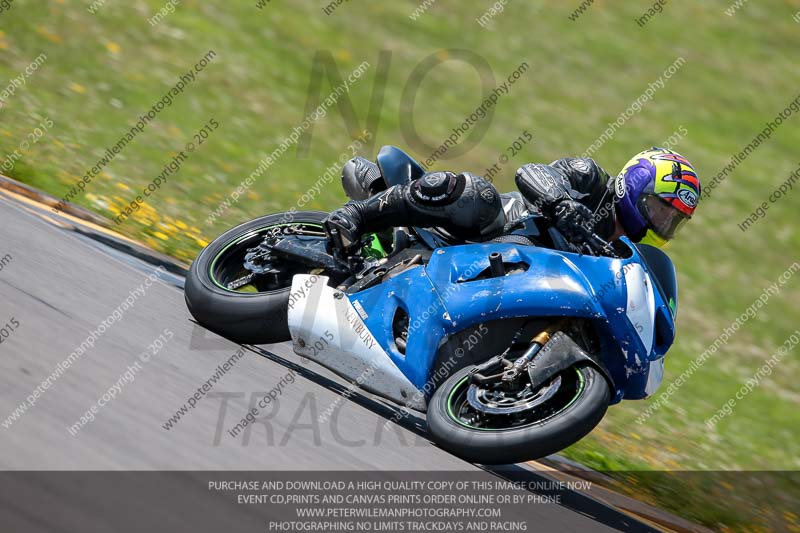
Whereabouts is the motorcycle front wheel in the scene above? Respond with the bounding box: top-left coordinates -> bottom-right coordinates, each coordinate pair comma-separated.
184,210 -> 335,344
427,363 -> 610,464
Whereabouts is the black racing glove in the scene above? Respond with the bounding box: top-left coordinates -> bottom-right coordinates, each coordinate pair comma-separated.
323,204 -> 364,257
553,199 -> 595,244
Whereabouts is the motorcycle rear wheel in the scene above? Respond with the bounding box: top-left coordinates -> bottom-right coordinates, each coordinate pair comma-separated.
184,211 -> 333,344
427,363 -> 610,464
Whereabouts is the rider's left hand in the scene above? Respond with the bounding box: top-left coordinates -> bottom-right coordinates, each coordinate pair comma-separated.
324,206 -> 363,257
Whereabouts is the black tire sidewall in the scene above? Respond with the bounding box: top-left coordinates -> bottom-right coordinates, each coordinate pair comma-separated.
427,364 -> 610,465
184,211 -> 329,344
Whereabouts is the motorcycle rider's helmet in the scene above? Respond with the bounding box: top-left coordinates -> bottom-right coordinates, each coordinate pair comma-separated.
614,147 -> 701,248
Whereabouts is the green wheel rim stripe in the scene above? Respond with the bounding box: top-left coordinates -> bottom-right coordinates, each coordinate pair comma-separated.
445,367 -> 586,432
208,222 -> 325,291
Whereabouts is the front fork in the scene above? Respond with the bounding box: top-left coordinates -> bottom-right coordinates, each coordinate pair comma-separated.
470,320 -> 568,391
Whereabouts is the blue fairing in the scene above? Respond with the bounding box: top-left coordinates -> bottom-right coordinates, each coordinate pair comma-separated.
348,238 -> 675,404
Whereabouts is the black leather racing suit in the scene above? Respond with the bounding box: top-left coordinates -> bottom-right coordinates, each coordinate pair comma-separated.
324,156 -> 617,252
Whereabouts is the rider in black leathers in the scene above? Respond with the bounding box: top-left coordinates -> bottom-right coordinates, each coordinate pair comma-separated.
323,154 -> 617,254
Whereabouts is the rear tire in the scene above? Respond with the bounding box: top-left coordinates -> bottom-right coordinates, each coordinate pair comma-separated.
427,364 -> 610,464
184,211 -> 330,344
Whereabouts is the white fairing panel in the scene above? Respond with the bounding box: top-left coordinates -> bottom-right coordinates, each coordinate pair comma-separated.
645,357 -> 665,396
624,263 -> 656,354
286,275 -> 426,411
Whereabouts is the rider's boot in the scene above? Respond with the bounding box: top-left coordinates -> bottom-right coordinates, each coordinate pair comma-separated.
341,157 -> 386,201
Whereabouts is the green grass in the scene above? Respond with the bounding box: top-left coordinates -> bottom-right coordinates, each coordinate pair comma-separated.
2,1 -> 799,529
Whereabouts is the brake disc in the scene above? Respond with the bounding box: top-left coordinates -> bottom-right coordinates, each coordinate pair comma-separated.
466,375 -> 562,415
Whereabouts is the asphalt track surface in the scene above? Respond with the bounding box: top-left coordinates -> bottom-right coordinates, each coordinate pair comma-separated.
0,193 -> 663,532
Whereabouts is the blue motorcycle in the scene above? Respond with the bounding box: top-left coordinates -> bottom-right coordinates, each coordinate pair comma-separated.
185,146 -> 678,464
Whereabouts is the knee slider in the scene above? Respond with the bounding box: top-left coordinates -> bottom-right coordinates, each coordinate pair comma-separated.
439,173 -> 504,239
454,174 -> 503,228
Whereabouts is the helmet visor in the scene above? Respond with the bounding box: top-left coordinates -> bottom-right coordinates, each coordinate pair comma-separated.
637,194 -> 689,241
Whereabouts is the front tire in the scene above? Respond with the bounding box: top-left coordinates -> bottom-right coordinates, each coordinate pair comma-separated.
427,364 -> 610,464
185,211 -> 331,344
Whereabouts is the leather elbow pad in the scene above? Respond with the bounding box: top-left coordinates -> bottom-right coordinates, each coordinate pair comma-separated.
514,164 -> 571,215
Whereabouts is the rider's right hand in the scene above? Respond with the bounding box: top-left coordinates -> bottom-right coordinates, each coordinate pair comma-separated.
553,199 -> 595,245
